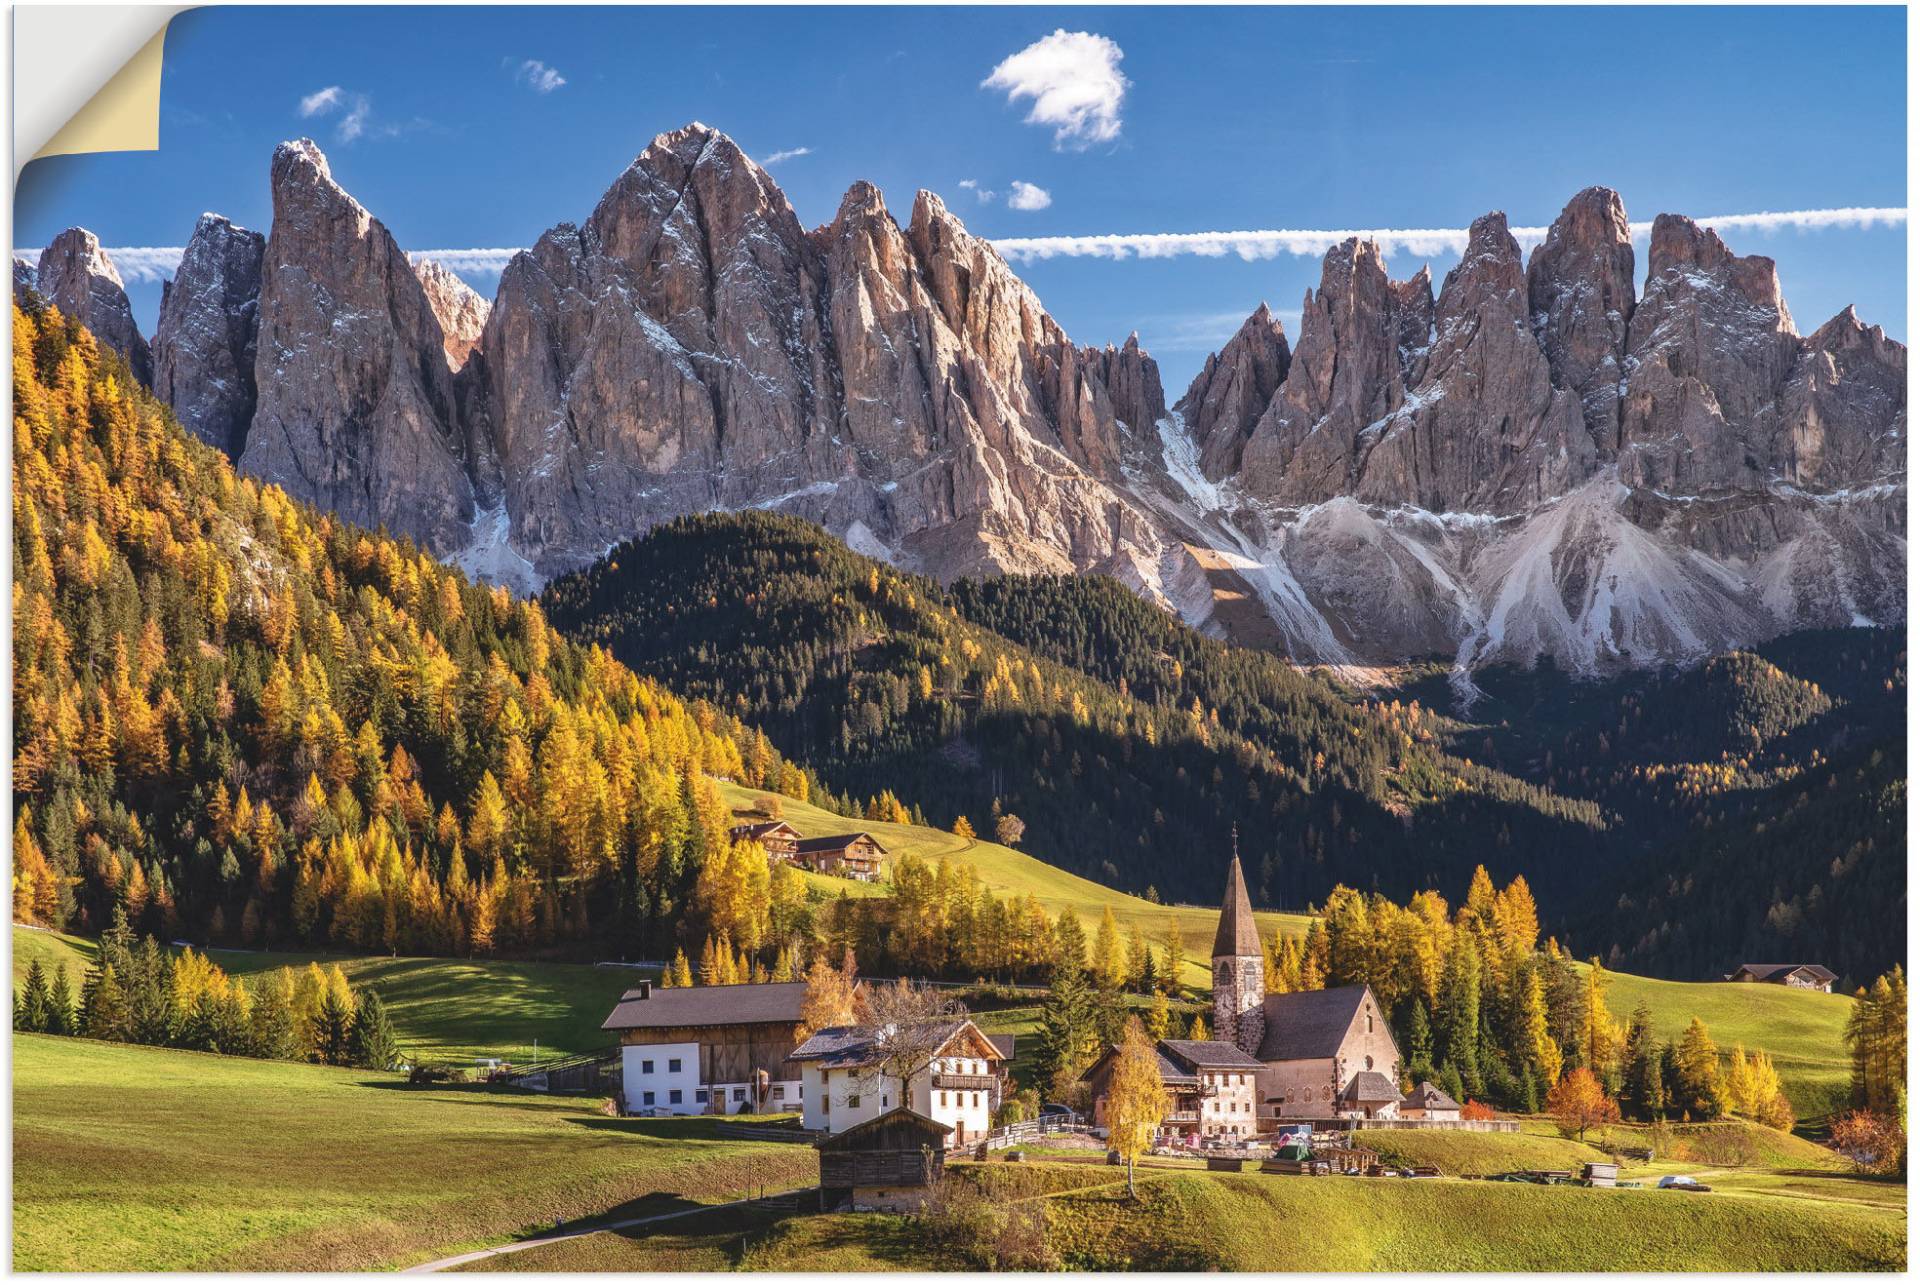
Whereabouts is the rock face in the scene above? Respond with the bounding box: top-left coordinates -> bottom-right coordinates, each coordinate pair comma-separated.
1354,212 -> 1592,513
12,257 -> 37,302
1526,187 -> 1636,454
1237,239 -> 1431,502
1770,307 -> 1906,488
413,259 -> 490,368
1167,191 -> 1904,682
107,131 -> 1905,680
1175,303 -> 1290,478
1618,214 -> 1800,492
36,229 -> 152,385
472,123 -> 1161,581
150,214 -> 265,454
238,139 -> 478,552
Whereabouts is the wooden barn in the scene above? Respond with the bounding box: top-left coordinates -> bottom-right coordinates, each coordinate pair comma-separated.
793,832 -> 888,881
602,980 -> 818,1116
729,819 -> 802,863
815,1108 -> 952,1212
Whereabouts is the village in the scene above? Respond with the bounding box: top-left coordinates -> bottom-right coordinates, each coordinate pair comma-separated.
518,822 -> 1850,1217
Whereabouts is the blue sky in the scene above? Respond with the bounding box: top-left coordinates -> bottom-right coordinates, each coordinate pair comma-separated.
15,5 -> 1907,390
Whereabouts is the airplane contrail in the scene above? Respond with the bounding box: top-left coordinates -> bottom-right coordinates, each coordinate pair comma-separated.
14,207 -> 1906,282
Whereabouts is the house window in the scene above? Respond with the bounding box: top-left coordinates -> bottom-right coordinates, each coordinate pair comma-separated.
772,1086 -> 785,1101
1367,1014 -> 1374,1034
669,1089 -> 683,1104
641,1059 -> 655,1074
668,1058 -> 682,1073
1365,1056 -> 1374,1071
696,1089 -> 709,1102
848,1094 -> 862,1109
732,1088 -> 745,1102
642,1091 -> 655,1106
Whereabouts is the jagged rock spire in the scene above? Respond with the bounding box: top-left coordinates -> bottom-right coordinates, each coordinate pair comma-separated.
36,228 -> 152,386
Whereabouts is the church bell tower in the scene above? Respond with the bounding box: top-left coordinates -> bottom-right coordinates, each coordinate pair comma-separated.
1211,833 -> 1266,1058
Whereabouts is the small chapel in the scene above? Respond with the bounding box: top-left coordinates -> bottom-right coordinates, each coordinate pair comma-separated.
1210,854 -> 1405,1125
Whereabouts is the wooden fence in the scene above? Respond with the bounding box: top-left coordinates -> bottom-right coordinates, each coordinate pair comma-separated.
1355,1119 -> 1521,1132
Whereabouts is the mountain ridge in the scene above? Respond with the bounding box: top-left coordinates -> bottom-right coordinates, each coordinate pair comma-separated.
20,121 -> 1905,682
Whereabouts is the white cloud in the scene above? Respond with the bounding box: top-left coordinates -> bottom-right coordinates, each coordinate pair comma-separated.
761,147 -> 812,166
1006,181 -> 1052,212
515,60 -> 567,93
990,207 -> 1909,263
982,30 -> 1128,151
958,179 -> 996,203
55,208 -> 1904,286
298,86 -> 344,118
297,85 -> 374,143
336,95 -> 372,143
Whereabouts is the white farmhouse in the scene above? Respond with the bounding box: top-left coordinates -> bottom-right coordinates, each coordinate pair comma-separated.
790,1019 -> 1006,1147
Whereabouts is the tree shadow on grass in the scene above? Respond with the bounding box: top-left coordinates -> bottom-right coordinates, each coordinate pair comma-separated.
564,1115 -> 808,1141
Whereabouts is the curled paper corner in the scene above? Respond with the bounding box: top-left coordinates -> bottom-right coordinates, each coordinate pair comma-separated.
15,6 -> 190,176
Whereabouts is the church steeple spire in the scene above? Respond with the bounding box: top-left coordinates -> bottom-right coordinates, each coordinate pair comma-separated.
1212,841 -> 1266,1057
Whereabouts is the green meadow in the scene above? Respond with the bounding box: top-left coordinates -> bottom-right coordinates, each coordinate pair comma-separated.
10,1035 -> 816,1272
11,926 -> 637,1064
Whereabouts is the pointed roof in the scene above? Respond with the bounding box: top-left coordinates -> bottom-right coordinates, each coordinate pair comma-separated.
1212,855 -> 1262,959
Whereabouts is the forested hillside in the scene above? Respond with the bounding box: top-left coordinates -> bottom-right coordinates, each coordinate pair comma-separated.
541,513 -> 1606,912
1386,630 -> 1904,981
9,300 -> 814,964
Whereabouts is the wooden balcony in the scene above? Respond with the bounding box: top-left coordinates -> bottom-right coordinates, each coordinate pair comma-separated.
1163,1110 -> 1201,1124
931,1073 -> 998,1091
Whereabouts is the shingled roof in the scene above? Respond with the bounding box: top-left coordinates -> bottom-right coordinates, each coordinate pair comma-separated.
789,1019 -> 995,1069
1212,855 -> 1262,959
1728,963 -> 1838,983
1403,1080 -> 1461,1111
1160,1039 -> 1265,1072
601,980 -> 809,1031
793,832 -> 889,856
1254,985 -> 1377,1062
1341,1070 -> 1401,1104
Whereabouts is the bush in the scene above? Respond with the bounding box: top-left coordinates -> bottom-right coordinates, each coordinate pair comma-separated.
1829,1110 -> 1906,1176
407,1063 -> 472,1085
917,1177 -> 1058,1270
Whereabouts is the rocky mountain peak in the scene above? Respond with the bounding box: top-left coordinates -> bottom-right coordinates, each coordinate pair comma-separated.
239,138 -> 477,552
1354,209 -> 1591,512
412,259 -> 490,368
36,227 -> 152,386
1234,236 -> 1423,501
1175,301 -> 1291,478
1527,185 -> 1636,454
1620,212 -> 1801,491
1646,212 -> 1793,329
150,213 -> 266,454
1771,304 -> 1907,488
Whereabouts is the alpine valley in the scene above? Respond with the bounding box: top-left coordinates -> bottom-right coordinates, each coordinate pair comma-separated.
16,122 -> 1905,689
11,123 -> 1906,975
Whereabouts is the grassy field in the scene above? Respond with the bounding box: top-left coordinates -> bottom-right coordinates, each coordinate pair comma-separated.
721,782 -> 1312,989
1596,965 -> 1854,1117
1357,1117 -> 1851,1178
11,926 -> 637,1063
465,1160 -> 1905,1272
453,1203 -> 941,1272
11,1035 -> 819,1271
1039,1169 -> 1905,1271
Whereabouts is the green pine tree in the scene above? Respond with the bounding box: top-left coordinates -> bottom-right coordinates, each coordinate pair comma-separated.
46,964 -> 75,1036
347,989 -> 400,1070
314,988 -> 356,1065
15,961 -> 52,1033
